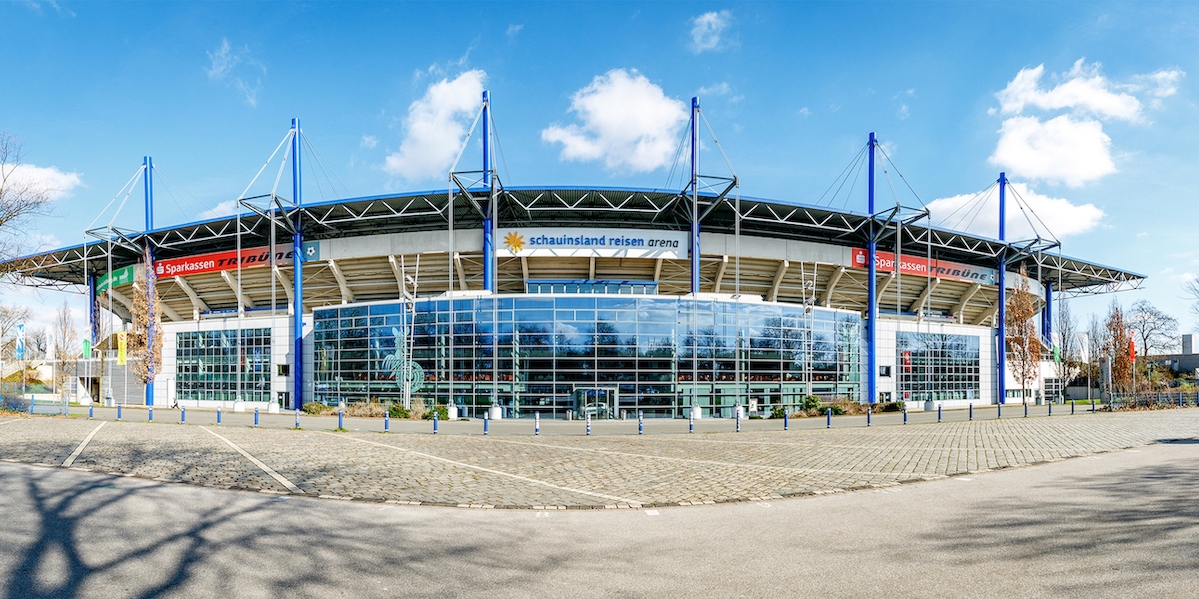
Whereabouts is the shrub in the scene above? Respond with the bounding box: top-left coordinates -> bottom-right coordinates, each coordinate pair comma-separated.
388,404 -> 410,419
798,395 -> 823,412
770,406 -> 786,420
346,402 -> 387,418
302,402 -> 334,415
421,405 -> 449,420
748,413 -> 763,420
876,401 -> 905,413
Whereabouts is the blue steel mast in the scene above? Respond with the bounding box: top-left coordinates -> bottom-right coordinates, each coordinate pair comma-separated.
690,97 -> 700,294
292,119 -> 304,410
143,156 -> 155,407
866,133 -> 877,405
482,91 -> 494,292
997,172 -> 1007,405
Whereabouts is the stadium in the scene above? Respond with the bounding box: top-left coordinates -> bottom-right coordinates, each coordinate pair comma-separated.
1,98 -> 1143,419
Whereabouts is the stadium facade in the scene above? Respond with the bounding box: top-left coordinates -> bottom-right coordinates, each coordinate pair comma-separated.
2,102 -> 1143,418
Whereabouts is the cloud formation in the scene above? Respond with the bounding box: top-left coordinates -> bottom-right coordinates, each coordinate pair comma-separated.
989,59 -> 1183,187
383,70 -> 485,182
689,10 -> 732,53
928,182 -> 1103,240
360,135 -> 378,149
205,39 -> 265,107
5,164 -> 82,201
541,69 -> 688,173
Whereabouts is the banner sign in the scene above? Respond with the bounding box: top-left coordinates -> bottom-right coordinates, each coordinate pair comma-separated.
116,331 -> 127,366
851,248 -> 997,286
97,264 -> 138,293
497,228 -> 689,259
153,242 -> 317,278
82,339 -> 91,359
14,323 -> 24,360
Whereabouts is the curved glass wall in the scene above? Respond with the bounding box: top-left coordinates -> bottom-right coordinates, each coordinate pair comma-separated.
313,295 -> 860,418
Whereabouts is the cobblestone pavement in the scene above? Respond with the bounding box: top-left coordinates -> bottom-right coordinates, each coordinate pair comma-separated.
1,408 -> 1196,509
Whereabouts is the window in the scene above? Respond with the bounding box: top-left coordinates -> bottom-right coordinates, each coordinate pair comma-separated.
175,328 -> 272,402
896,332 -> 980,402
277,364 -> 290,377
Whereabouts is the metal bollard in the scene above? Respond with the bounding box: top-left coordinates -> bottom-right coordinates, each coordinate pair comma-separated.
294,409 -> 300,429
181,407 -> 186,424
483,412 -> 489,435
826,408 -> 831,428
535,412 -> 540,436
735,409 -> 741,433
969,403 -> 973,421
337,409 -> 343,430
29,398 -> 34,415
1048,401 -> 1052,416
784,410 -> 789,431
903,407 -> 907,425
1024,403 -> 1028,418
433,411 -> 438,434
217,407 -> 221,424
89,404 -> 93,419
148,407 -> 153,422
586,412 -> 591,436
997,402 -> 1001,419
1091,397 -> 1095,412
384,410 -> 390,433
254,407 -> 259,427
866,406 -> 871,427
937,404 -> 942,422
689,409 -> 694,433
1071,401 -> 1075,415
638,410 -> 643,435
117,404 -> 122,420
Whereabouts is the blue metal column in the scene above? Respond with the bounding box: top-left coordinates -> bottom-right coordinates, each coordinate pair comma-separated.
997,172 -> 1007,405
1043,282 -> 1053,346
481,91 -> 494,292
143,156 -> 155,407
88,275 -> 98,350
690,97 -> 700,294
291,119 -> 304,411
866,133 -> 877,405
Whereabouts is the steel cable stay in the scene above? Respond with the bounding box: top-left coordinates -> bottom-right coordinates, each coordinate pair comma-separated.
150,165 -> 208,223
814,143 -> 869,209
300,132 -> 352,200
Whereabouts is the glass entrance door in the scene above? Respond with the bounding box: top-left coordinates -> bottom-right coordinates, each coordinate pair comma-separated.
573,387 -> 617,419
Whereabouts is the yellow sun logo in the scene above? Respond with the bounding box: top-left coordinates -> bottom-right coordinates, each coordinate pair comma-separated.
503,231 -> 525,253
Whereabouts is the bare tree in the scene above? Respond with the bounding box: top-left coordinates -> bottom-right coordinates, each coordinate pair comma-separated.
1054,299 -> 1083,394
0,303 -> 31,360
1105,300 -> 1133,394
29,329 -> 48,359
53,301 -> 77,399
1005,267 -> 1041,403
1128,300 -> 1179,358
1183,278 -> 1199,318
0,130 -> 54,266
1086,314 -> 1107,391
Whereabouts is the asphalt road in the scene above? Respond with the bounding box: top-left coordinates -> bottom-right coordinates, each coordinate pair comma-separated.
2,436 -> 1196,598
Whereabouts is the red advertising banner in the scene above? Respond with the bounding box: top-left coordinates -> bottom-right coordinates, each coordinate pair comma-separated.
154,246 -> 295,278
850,248 -> 997,286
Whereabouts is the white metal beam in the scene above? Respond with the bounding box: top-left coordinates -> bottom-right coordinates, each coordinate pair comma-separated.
653,258 -> 663,282
875,272 -> 897,300
271,266 -> 295,307
520,256 -> 529,286
820,266 -> 845,307
589,257 -> 595,280
972,304 -> 998,326
953,283 -> 982,317
454,252 -> 468,291
220,270 -> 255,311
907,277 -> 941,312
327,259 -> 355,304
768,260 -> 789,302
388,255 -> 406,298
712,255 -> 729,293
173,276 -> 208,320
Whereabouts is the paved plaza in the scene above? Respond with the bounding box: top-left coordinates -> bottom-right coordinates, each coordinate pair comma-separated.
1,407 -> 1197,509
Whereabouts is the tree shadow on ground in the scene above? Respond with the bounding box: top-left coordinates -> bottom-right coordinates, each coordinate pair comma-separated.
922,441 -> 1199,595
0,465 -> 555,599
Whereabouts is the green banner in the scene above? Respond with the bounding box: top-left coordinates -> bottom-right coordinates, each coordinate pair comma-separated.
97,264 -> 137,293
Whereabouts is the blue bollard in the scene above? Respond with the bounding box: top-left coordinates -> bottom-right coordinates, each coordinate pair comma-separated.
148,407 -> 153,422
689,409 -> 694,433
586,412 -> 591,436
483,412 -> 489,435
866,406 -> 871,427
938,404 -> 942,422
638,410 -> 643,435
29,398 -> 34,415
181,407 -> 186,424
784,410 -> 789,431
337,409 -> 343,430
117,404 -> 122,420
217,407 -> 222,424
826,408 -> 831,429
535,412 -> 540,436
1091,397 -> 1095,412
433,411 -> 438,434
254,407 -> 259,427
903,407 -> 907,425
294,408 -> 300,429
969,403 -> 973,421
735,409 -> 741,433
384,410 -> 389,433
89,404 -> 93,419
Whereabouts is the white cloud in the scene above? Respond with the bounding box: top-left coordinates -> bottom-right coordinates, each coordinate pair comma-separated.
507,24 -> 524,38
928,182 -> 1103,240
383,70 -> 485,182
989,59 -> 1184,186
990,115 -> 1115,187
541,69 -> 688,173
698,82 -> 730,96
797,107 -> 810,117
360,135 -> 378,149
205,39 -> 265,107
689,10 -> 732,53
5,164 -> 82,201
897,104 -> 909,120
197,199 -> 239,220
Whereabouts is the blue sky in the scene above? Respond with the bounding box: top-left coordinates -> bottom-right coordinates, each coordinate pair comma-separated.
3,1 -> 1198,336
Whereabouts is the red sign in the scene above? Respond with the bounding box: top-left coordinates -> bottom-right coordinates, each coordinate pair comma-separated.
851,248 -> 997,285
155,246 -> 295,278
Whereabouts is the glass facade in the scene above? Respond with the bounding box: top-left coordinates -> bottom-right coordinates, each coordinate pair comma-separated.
176,328 -> 273,402
895,332 -> 980,402
313,296 -> 861,418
